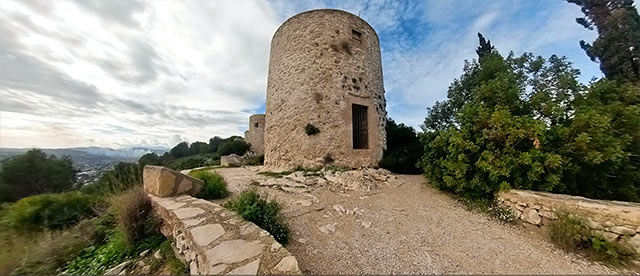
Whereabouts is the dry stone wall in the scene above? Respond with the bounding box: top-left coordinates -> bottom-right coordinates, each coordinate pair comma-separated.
264,9 -> 387,171
150,195 -> 301,275
143,166 -> 301,275
498,189 -> 640,258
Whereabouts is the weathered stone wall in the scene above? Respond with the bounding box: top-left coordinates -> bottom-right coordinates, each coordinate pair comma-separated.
264,9 -> 387,171
247,114 -> 265,155
143,166 -> 301,275
498,189 -> 640,258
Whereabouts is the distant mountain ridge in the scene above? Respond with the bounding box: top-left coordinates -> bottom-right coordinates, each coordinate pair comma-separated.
0,146 -> 168,162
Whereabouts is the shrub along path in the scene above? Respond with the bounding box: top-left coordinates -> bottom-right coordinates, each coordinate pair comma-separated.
212,167 -> 623,274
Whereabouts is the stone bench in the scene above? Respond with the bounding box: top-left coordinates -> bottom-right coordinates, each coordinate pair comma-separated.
143,166 -> 301,275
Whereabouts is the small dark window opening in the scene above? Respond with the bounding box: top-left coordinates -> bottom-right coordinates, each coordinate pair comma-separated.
254,123 -> 259,128
352,104 -> 368,149
351,29 -> 362,42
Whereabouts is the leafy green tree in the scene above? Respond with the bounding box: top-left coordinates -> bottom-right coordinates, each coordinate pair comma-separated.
560,80 -> 640,201
379,118 -> 423,174
421,38 -> 568,199
0,149 -> 77,202
189,142 -> 210,155
209,136 -> 224,153
217,138 -> 250,156
169,142 -> 190,158
567,0 -> 640,82
138,152 -> 161,169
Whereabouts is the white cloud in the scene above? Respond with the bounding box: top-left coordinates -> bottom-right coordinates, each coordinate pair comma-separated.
0,0 -> 280,148
0,0 -> 608,148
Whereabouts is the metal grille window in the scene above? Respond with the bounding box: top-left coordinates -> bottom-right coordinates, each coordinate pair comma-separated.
352,104 -> 368,149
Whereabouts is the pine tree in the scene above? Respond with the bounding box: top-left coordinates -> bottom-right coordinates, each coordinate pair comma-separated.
476,33 -> 495,59
567,0 -> 640,82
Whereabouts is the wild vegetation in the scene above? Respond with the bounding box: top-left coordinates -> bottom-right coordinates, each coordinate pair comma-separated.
379,118 -> 423,174
420,0 -> 640,203
0,152 -> 182,274
188,170 -> 230,199
223,189 -> 290,244
549,212 -> 636,263
0,149 -> 77,202
139,135 -> 251,171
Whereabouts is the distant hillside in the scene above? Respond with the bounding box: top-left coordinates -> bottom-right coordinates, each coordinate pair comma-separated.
0,146 -> 167,164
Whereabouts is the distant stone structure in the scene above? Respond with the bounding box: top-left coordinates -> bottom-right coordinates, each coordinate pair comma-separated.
263,9 -> 387,170
245,114 -> 265,155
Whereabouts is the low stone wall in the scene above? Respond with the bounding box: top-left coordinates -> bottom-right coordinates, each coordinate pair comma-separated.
498,189 -> 640,257
143,165 -> 301,275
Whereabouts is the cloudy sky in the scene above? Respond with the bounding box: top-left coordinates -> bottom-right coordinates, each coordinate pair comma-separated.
1,0 -> 635,149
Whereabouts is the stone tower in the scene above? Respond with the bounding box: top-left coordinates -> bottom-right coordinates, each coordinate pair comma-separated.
246,114 -> 265,155
264,9 -> 387,170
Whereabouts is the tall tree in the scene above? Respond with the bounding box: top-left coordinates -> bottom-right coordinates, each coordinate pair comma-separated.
0,149 -> 77,201
379,118 -> 423,174
169,142 -> 190,158
476,33 -> 495,59
567,0 -> 640,82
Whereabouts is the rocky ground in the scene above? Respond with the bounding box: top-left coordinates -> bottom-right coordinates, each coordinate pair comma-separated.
210,166 -> 628,274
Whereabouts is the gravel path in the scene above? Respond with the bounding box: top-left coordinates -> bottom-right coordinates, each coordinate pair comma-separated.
213,167 -> 623,274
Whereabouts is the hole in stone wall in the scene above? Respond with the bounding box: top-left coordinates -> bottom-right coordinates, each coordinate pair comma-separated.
351,29 -> 362,43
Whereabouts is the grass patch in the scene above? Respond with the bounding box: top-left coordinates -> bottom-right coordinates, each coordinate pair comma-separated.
549,212 -> 636,264
4,219 -> 97,275
258,169 -> 299,178
159,240 -> 187,275
223,189 -> 289,244
188,170 -> 229,199
258,165 -> 329,178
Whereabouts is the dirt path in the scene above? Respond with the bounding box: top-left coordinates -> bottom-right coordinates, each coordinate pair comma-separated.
212,167 -> 621,274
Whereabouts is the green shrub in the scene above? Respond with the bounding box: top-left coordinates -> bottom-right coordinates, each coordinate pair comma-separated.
2,192 -> 100,231
549,213 -> 635,262
223,189 -> 289,244
304,123 -> 320,135
188,171 -> 229,200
